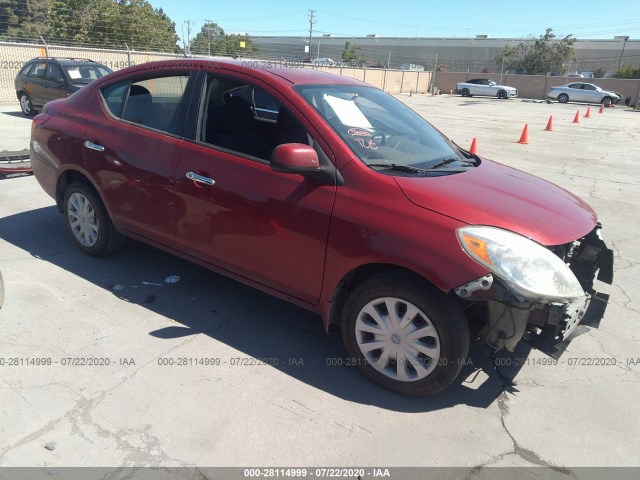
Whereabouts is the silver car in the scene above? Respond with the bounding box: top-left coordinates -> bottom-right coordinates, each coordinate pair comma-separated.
548,82 -> 621,105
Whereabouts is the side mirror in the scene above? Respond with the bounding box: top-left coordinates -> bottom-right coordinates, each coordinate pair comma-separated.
270,143 -> 320,175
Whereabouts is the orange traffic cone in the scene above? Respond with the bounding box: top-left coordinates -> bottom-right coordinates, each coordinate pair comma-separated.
599,104 -> 604,114
469,138 -> 478,155
450,89 -> 453,95
572,110 -> 580,123
545,115 -> 553,131
585,106 -> 591,118
516,124 -> 529,144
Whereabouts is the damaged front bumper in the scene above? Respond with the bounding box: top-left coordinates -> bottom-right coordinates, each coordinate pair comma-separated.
456,224 -> 614,358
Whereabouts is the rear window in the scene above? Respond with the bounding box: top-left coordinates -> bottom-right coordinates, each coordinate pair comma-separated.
19,63 -> 34,76
100,74 -> 189,135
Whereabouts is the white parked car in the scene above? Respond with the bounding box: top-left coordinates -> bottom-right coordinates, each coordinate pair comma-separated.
456,78 -> 518,99
313,57 -> 337,67
547,83 -> 621,105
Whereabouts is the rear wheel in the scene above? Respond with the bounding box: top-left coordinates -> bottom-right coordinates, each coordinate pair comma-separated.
19,93 -> 34,116
460,88 -> 470,97
558,93 -> 569,103
341,272 -> 469,396
63,182 -> 125,257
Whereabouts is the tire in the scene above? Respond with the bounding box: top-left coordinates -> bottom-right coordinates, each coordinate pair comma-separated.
497,90 -> 507,99
557,93 -> 569,104
460,88 -> 470,97
601,96 -> 612,106
341,271 -> 470,396
19,93 -> 34,116
63,182 -> 125,257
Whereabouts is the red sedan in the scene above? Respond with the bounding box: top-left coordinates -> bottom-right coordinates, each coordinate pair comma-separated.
31,59 -> 613,396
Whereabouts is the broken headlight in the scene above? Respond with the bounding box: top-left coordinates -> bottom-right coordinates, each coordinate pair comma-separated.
457,226 -> 585,302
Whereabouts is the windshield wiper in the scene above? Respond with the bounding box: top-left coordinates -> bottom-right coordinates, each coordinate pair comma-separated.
366,163 -> 428,175
425,157 -> 475,170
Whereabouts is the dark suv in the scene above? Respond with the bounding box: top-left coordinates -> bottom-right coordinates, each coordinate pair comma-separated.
15,57 -> 112,116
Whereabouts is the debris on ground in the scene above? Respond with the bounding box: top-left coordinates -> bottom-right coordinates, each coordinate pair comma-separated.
164,275 -> 181,284
44,441 -> 57,451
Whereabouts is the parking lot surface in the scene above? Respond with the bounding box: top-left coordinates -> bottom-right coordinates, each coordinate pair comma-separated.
0,97 -> 639,473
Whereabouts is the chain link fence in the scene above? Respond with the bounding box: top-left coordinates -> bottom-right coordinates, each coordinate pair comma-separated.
0,41 -> 432,104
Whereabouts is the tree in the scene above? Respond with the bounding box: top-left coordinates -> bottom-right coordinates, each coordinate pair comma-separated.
341,41 -> 365,66
591,67 -> 606,78
44,0 -> 179,51
495,28 -> 576,75
0,0 -> 50,41
189,21 -> 258,57
613,65 -> 640,78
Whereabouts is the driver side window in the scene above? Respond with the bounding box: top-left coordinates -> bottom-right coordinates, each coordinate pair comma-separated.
201,77 -> 310,162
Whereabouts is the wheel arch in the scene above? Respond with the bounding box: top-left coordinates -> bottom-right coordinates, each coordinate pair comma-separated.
56,168 -> 114,224
325,263 -> 453,331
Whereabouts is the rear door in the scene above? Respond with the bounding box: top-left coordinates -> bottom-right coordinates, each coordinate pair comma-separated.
173,71 -> 337,304
25,61 -> 48,107
43,62 -> 69,103
468,80 -> 482,95
82,71 -> 196,247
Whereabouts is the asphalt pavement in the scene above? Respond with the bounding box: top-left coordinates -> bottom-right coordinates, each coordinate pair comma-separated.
0,98 -> 639,475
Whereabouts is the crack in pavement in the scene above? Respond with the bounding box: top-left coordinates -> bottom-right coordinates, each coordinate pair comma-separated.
465,360 -> 579,479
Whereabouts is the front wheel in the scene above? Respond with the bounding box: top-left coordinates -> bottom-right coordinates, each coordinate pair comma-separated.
558,93 -> 569,103
19,93 -> 34,116
63,182 -> 125,257
341,272 -> 470,396
497,90 -> 507,99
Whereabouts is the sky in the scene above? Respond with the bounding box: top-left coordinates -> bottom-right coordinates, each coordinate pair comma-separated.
152,0 -> 640,44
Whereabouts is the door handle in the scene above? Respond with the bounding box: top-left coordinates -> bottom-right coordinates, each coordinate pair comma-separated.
84,141 -> 105,152
186,171 -> 215,186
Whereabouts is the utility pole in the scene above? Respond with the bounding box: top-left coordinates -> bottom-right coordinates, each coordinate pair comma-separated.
617,36 -> 630,70
307,10 -> 316,62
184,20 -> 194,56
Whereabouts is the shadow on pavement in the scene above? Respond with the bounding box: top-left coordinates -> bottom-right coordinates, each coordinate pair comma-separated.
0,205 -> 531,412
1,110 -> 30,119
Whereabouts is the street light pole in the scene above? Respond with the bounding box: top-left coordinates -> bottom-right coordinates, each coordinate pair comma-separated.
618,36 -> 630,70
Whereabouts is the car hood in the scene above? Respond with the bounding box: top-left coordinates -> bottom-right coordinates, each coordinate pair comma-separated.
394,159 -> 597,246
495,84 -> 516,90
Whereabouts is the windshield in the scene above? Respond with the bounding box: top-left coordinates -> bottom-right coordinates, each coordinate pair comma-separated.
63,64 -> 112,84
295,84 -> 471,173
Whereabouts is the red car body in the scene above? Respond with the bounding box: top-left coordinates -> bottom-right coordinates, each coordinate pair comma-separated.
31,59 -> 613,395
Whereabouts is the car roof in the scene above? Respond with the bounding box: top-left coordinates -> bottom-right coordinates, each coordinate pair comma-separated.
28,57 -> 101,65
104,58 -> 367,87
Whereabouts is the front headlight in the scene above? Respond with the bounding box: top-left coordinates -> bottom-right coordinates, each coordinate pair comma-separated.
457,226 -> 585,301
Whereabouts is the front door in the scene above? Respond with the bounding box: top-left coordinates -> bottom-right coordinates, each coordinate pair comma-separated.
174,73 -> 336,304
